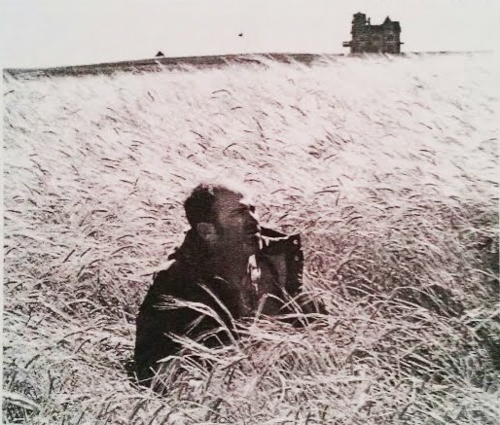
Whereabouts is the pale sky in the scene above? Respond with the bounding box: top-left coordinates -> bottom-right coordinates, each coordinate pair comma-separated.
1,0 -> 499,69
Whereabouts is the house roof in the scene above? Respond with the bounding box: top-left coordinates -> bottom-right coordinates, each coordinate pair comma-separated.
382,16 -> 401,31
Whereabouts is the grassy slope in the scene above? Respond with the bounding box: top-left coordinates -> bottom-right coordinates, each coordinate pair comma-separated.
3,53 -> 499,424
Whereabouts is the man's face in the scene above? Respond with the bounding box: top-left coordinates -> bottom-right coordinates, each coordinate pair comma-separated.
211,190 -> 261,256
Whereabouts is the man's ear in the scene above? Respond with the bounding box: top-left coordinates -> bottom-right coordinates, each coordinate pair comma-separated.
196,222 -> 218,243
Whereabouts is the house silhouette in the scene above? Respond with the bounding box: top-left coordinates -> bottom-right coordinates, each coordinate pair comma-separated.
155,51 -> 165,57
343,13 -> 403,54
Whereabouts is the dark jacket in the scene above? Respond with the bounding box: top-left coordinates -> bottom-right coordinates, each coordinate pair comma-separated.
134,227 -> 312,383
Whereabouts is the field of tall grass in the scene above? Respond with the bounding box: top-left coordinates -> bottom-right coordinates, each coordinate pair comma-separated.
3,52 -> 499,424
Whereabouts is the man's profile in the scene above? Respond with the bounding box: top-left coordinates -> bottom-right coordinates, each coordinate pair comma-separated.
134,180 -> 323,386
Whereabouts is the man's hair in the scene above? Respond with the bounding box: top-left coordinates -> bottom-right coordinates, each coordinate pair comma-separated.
184,179 -> 249,228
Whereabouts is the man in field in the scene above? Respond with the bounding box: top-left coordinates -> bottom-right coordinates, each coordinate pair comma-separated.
134,180 -> 323,386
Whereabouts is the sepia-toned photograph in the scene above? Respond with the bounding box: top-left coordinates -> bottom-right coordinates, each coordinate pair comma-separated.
2,1 -> 499,424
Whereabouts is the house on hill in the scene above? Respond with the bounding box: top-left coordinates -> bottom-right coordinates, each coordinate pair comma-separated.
155,51 -> 165,57
343,13 -> 403,54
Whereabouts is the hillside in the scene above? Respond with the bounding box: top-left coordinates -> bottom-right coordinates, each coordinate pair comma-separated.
3,52 -> 499,424
4,51 -> 475,78
4,53 -> 327,78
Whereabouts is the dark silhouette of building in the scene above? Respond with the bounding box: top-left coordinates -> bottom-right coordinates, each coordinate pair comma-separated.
343,13 -> 403,54
155,51 -> 165,57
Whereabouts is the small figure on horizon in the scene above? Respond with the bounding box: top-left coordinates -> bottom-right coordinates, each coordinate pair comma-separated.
134,180 -> 324,388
